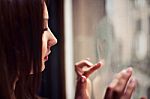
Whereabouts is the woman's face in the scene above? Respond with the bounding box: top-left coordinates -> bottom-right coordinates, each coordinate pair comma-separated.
41,4 -> 57,71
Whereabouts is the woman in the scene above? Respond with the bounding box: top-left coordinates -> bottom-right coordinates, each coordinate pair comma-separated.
0,0 -> 56,98
0,0 -> 146,99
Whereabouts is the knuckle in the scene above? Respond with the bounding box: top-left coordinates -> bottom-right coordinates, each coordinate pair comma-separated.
107,85 -> 122,98
75,62 -> 82,67
107,85 -> 114,91
82,60 -> 89,64
75,62 -> 79,67
127,83 -> 135,91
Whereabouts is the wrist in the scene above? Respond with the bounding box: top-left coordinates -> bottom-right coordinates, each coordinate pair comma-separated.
75,76 -> 89,99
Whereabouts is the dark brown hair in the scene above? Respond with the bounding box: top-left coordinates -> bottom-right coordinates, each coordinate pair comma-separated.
0,0 -> 44,98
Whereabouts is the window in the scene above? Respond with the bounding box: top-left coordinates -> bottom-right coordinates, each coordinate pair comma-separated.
73,0 -> 150,98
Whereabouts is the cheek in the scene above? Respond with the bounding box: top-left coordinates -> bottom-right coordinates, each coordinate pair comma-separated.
42,45 -> 46,58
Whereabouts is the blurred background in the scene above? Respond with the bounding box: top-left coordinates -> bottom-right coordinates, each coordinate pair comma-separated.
40,0 -> 150,99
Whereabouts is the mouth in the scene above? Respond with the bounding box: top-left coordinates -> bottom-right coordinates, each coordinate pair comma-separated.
44,56 -> 49,61
44,50 -> 51,61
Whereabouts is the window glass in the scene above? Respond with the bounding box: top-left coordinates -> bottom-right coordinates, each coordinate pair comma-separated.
73,0 -> 150,99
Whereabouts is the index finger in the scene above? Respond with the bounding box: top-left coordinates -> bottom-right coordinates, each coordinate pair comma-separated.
84,62 -> 102,77
75,60 -> 93,68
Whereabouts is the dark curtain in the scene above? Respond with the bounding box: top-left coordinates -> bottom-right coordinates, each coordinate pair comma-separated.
39,0 -> 65,99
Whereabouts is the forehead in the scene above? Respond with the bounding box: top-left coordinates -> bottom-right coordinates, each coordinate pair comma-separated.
43,2 -> 49,19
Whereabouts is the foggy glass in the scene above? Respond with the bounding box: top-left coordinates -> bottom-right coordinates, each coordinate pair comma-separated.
73,0 -> 150,99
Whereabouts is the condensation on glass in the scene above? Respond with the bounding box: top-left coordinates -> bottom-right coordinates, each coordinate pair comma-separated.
73,0 -> 150,99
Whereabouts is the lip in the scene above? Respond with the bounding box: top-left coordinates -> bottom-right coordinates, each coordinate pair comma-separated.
44,56 -> 49,61
44,50 -> 51,61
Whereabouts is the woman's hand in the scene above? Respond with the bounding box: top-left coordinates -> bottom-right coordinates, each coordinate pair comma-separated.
75,59 -> 102,99
75,60 -> 147,99
104,67 -> 135,99
104,67 -> 147,99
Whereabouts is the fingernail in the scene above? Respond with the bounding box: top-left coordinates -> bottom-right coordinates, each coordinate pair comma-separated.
95,62 -> 101,67
126,67 -> 133,73
98,61 -> 104,66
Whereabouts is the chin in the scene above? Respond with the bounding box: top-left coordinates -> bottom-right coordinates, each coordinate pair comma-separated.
41,62 -> 45,71
29,62 -> 45,74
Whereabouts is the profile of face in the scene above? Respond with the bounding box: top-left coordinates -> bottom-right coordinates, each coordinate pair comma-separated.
42,3 -> 57,71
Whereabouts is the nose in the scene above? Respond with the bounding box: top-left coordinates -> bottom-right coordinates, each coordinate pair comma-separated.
48,28 -> 57,47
